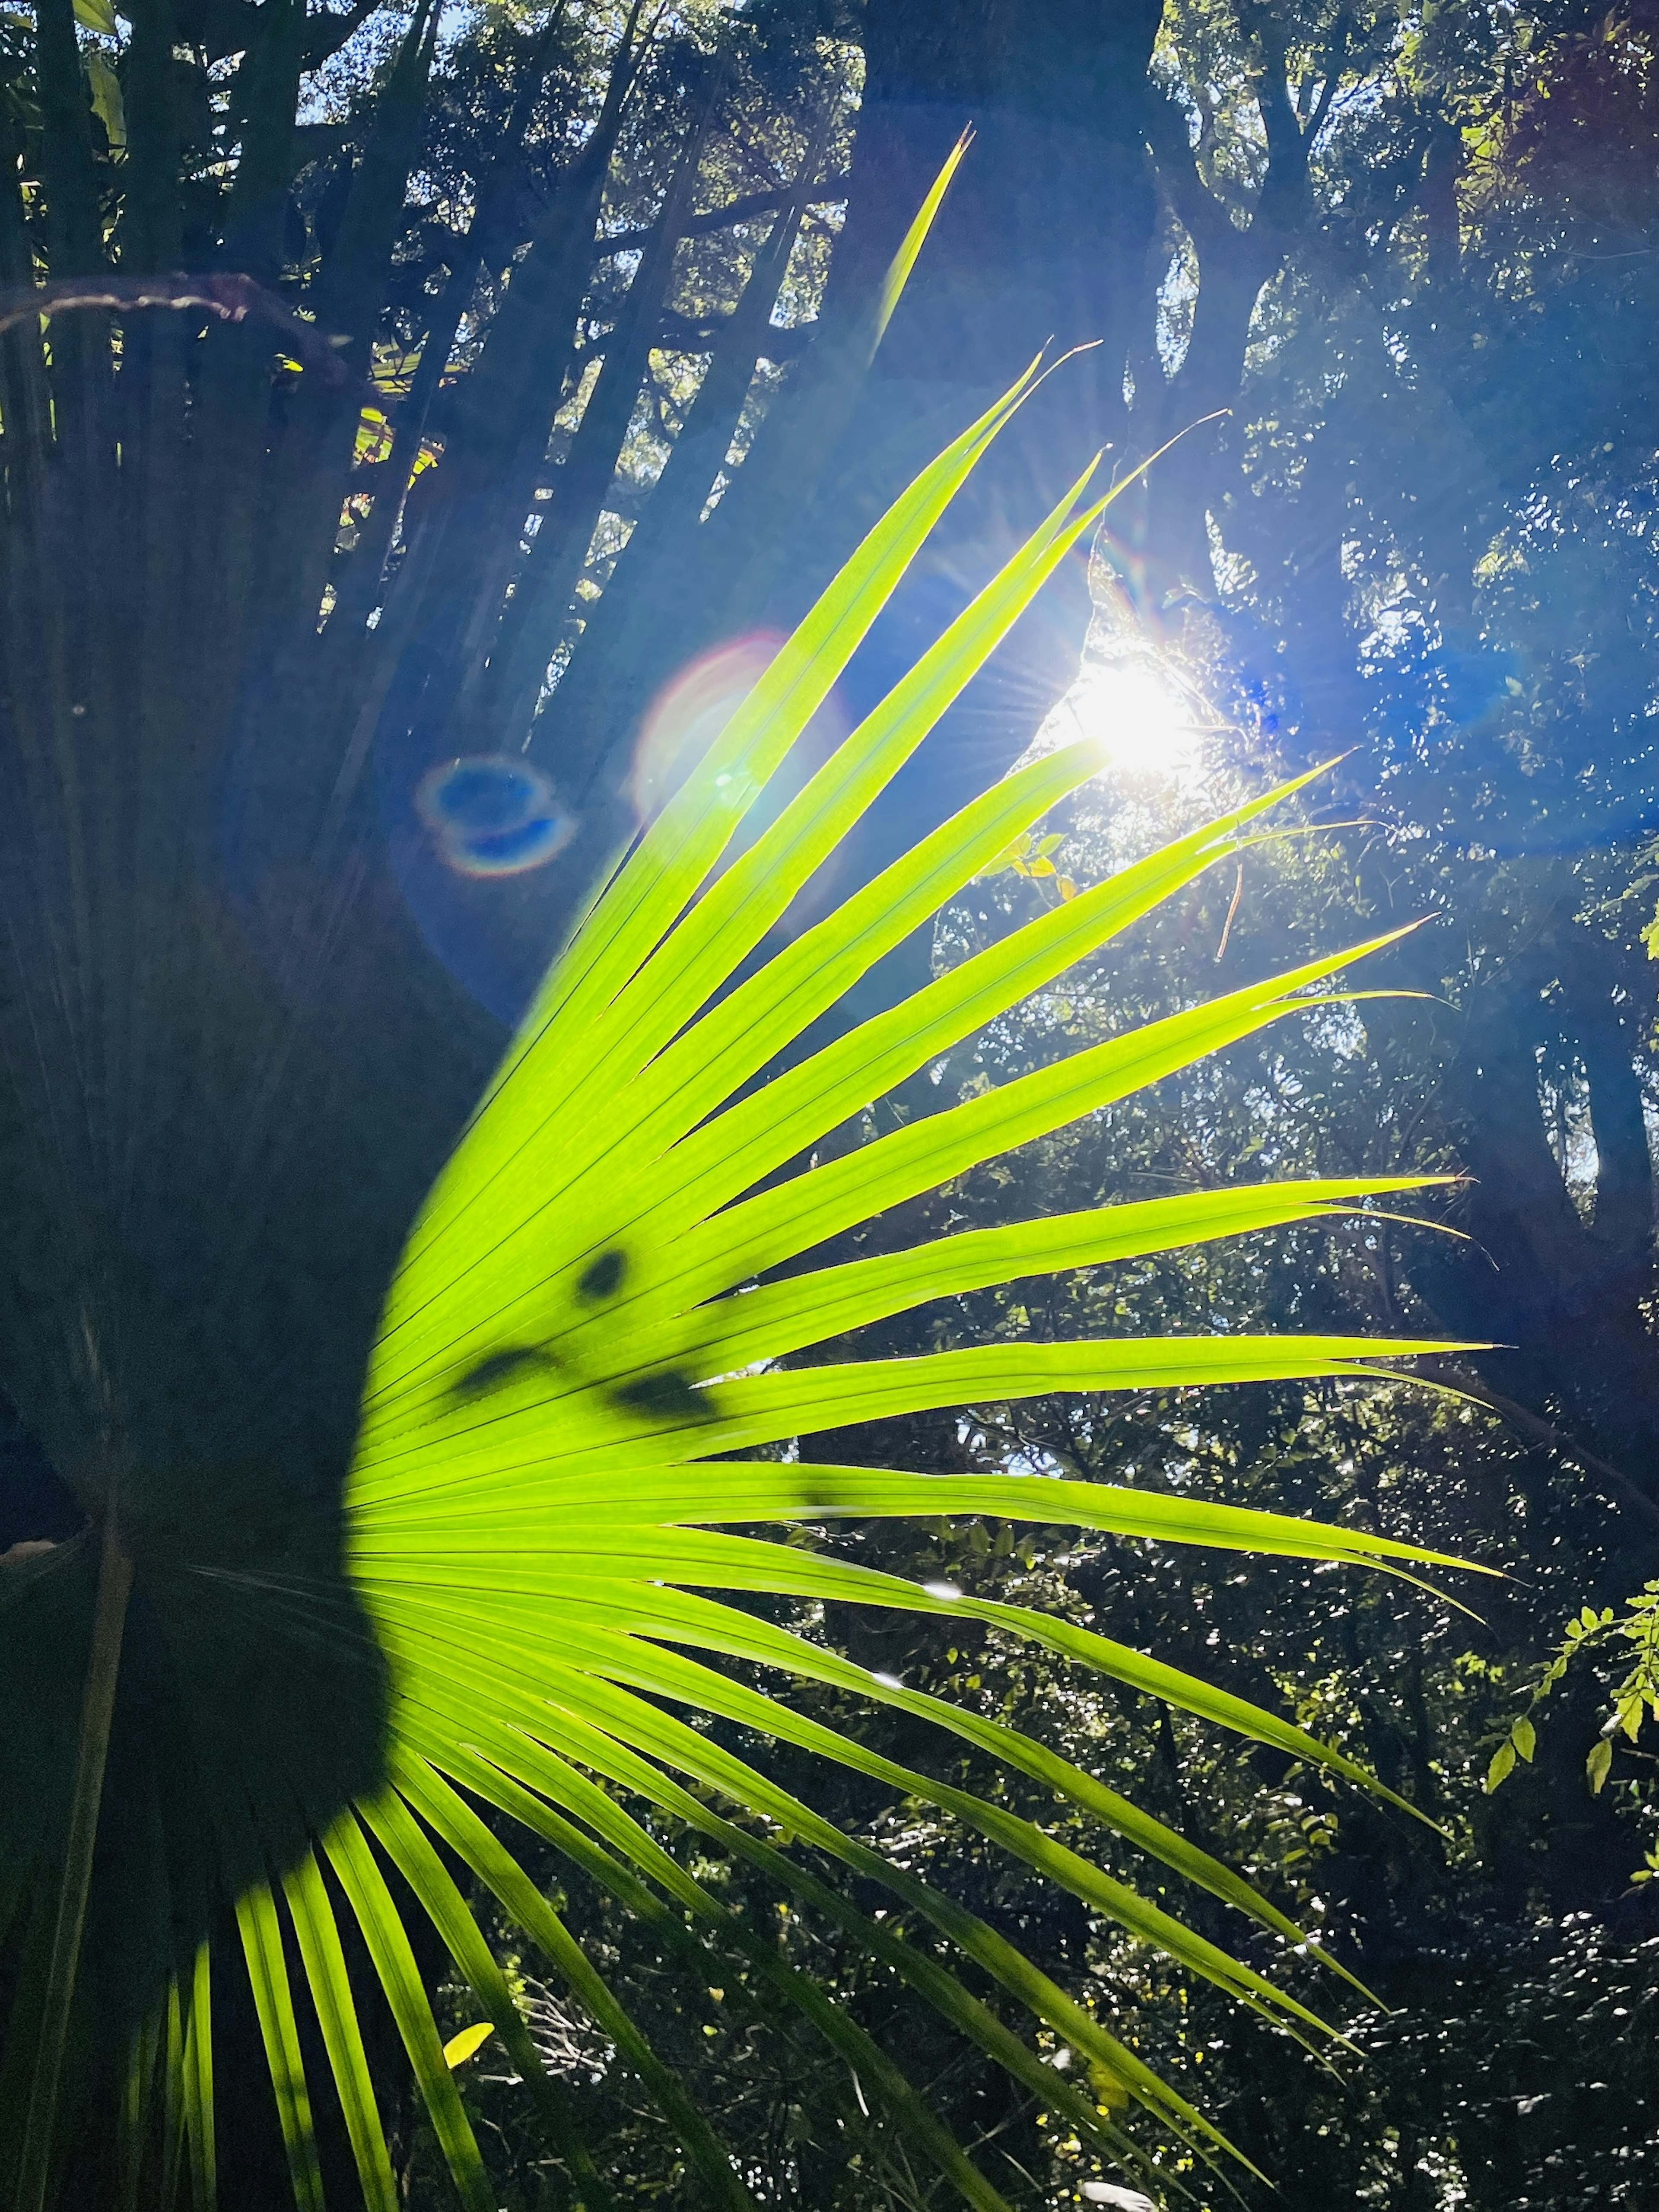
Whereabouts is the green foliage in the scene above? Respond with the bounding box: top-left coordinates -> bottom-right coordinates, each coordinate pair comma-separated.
1,379 -> 1473,2209
1489,1581 -> 1659,1814
977,830 -> 1078,903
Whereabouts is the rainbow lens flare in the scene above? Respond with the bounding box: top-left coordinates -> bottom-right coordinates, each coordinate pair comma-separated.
415,754 -> 570,877
629,632 -> 785,816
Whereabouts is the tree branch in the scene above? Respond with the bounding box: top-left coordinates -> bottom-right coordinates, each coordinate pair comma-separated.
1435,1363 -> 1659,1535
0,272 -> 356,384
1141,86 -> 1239,255
1304,10 -> 1354,144
596,175 -> 851,257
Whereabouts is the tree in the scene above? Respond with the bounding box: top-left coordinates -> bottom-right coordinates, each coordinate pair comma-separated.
1098,0 -> 1659,1901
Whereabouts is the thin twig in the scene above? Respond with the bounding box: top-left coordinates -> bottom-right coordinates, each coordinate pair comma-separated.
1216,857 -> 1244,960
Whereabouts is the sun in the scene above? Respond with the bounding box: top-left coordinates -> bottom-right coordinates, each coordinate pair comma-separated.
1055,654 -> 1202,780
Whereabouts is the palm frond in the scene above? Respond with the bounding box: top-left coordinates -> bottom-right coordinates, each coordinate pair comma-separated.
2,373 -> 1479,2209
323,391 -> 1475,2196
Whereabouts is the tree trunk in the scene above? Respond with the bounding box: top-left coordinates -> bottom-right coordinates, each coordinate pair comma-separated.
537,0 -> 1167,934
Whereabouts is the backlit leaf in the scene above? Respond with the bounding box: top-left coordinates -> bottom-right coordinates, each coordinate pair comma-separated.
441,2024 -> 495,2071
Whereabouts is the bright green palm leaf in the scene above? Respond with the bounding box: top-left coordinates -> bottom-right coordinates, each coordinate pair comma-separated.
473,1748 -> 1164,2183
353,1787 -> 619,2212
373,1541 -> 1364,1969
408,1586 -> 1343,2029
362,1523 -> 1425,1802
415,363 -> 1046,1239
659,1330 -> 1471,1456
381,1755 -> 1034,2212
356,1325 -> 1464,1505
561,1176 -> 1462,1384
389,1737 -> 1167,2203
608,762 -> 1340,1175
386,1638 -> 1246,2156
365,1542 -> 1441,1867
318,1810 -> 496,2212
388,1680 -> 1090,2205
233,1879 -> 326,2212
374,534 -> 1132,1400
385,1760 -> 758,2212
357,972 -> 1430,1464
372,1584 -> 1351,2036
183,1943 -> 216,2212
160,1979 -> 186,2212
358,1455 -> 1472,1575
280,1849 -> 399,2212
366,769 -> 1351,1416
327,405 -> 1482,2201
389,1662 -> 1238,2163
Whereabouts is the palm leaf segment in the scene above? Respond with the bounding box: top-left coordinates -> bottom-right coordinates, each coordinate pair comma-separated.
155,380 -> 1478,2209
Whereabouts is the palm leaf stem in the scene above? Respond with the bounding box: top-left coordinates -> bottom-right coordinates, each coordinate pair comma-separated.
14,1514 -> 135,2212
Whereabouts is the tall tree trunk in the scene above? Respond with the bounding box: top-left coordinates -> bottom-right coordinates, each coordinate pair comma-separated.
534,0 -> 1167,1015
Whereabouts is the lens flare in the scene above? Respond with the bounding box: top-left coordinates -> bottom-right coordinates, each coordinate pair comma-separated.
416,754 -> 570,877
1059,655 -> 1200,780
629,632 -> 785,816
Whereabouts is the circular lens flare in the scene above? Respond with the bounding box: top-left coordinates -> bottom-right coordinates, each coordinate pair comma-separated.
630,632 -> 785,817
416,754 -> 570,877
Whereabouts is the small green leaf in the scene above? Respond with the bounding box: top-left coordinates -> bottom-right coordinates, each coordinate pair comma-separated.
86,50 -> 125,149
1586,1738 -> 1614,1792
73,0 -> 117,32
442,2024 -> 495,2070
1485,1741 -> 1516,1792
1511,1716 -> 1535,1762
980,833 -> 1032,877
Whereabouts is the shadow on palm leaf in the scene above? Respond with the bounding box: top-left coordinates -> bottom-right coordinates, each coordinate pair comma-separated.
0,353 -> 1487,2212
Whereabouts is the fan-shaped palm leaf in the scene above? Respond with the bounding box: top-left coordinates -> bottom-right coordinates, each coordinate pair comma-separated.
2,372 -> 1479,2212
